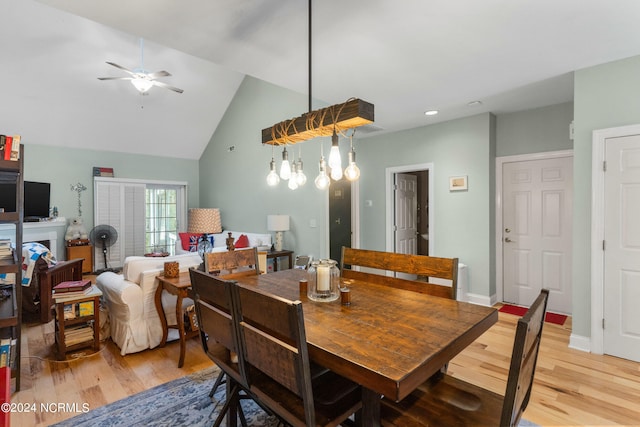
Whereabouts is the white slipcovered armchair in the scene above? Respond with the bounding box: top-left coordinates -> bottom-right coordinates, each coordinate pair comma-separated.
96,253 -> 201,355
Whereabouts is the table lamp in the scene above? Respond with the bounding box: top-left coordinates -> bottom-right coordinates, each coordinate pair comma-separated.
188,208 -> 222,257
267,214 -> 289,252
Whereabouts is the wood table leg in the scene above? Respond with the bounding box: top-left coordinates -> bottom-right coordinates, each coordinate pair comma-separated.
155,281 -> 169,347
176,292 -> 187,368
361,388 -> 382,427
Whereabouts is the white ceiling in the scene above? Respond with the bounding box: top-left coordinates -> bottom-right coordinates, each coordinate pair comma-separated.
2,0 -> 640,159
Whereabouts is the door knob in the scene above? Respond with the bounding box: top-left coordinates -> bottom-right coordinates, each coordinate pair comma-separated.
505,228 -> 511,233
504,237 -> 515,243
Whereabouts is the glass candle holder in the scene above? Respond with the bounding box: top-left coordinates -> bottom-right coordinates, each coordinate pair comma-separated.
307,259 -> 340,302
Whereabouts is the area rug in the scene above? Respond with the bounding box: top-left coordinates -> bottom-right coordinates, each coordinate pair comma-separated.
50,367 -> 276,427
500,303 -> 568,325
51,366 -> 540,427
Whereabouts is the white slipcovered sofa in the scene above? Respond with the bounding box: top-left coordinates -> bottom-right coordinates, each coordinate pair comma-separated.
96,253 -> 202,355
175,230 -> 272,255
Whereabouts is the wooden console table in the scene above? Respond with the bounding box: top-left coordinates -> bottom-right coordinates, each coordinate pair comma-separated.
267,249 -> 293,272
155,271 -> 199,368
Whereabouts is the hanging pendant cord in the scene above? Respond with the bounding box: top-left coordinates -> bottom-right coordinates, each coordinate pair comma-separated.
308,0 -> 312,113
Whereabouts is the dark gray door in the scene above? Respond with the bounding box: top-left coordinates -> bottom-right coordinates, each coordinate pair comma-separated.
329,179 -> 351,262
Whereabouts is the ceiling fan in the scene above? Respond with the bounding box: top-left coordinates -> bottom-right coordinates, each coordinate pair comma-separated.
98,38 -> 184,94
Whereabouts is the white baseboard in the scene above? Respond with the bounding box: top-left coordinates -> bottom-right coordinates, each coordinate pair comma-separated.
465,292 -> 493,307
569,333 -> 591,353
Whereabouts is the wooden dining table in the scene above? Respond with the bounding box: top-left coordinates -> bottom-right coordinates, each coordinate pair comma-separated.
234,269 -> 498,427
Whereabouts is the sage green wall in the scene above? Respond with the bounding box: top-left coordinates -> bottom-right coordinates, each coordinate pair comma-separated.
23,144 -> 200,232
496,102 -> 574,157
198,76 -> 331,260
572,55 -> 640,338
357,113 -> 496,297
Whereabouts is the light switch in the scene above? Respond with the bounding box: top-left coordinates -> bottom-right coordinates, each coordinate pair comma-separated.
309,219 -> 317,228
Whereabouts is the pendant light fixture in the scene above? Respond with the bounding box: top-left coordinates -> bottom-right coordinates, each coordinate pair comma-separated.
315,154 -> 330,190
288,161 -> 299,190
296,147 -> 307,186
263,0 -> 373,190
279,147 -> 291,180
344,131 -> 360,181
328,129 -> 343,181
266,144 -> 280,186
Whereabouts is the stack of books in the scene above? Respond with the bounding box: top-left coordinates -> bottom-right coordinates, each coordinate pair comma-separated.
53,279 -> 92,299
64,324 -> 94,346
0,135 -> 20,161
0,338 -> 16,369
0,240 -> 12,261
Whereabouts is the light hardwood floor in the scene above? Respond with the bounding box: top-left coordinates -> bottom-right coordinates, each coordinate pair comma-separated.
10,307 -> 640,426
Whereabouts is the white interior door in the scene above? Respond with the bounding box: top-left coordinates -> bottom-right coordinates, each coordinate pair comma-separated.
394,173 -> 418,280
394,173 -> 418,255
502,156 -> 573,313
603,134 -> 640,362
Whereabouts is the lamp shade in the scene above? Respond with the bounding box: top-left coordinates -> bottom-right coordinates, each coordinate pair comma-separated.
188,208 -> 222,234
267,215 -> 290,232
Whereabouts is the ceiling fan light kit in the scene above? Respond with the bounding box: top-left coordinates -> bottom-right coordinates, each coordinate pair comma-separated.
98,39 -> 184,95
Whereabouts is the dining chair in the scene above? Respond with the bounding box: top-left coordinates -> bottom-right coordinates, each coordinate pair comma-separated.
189,268 -> 255,427
204,247 -> 260,279
232,284 -> 363,427
380,288 -> 550,427
340,247 -> 458,299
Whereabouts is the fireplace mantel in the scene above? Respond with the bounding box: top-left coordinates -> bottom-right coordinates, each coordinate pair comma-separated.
0,217 -> 67,259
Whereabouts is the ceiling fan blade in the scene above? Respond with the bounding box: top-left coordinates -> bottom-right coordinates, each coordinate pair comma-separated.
146,70 -> 171,79
105,61 -> 137,77
97,76 -> 133,81
152,80 -> 184,94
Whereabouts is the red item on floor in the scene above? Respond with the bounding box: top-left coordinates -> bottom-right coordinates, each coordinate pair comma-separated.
499,303 -> 567,325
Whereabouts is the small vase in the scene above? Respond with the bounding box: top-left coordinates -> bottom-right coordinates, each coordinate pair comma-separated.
307,259 -> 340,302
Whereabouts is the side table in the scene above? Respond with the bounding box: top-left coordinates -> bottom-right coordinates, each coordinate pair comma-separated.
66,244 -> 93,274
267,249 -> 294,272
155,271 -> 199,368
53,285 -> 102,360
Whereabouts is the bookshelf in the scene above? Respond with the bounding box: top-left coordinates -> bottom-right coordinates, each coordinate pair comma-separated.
0,144 -> 23,392
53,286 -> 102,359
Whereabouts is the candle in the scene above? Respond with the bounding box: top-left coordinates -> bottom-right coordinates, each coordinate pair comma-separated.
317,265 -> 330,291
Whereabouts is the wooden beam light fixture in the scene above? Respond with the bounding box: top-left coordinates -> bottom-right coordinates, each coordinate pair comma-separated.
264,0 -> 372,190
262,98 -> 374,146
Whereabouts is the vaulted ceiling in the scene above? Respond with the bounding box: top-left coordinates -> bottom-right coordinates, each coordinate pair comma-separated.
2,0 -> 640,159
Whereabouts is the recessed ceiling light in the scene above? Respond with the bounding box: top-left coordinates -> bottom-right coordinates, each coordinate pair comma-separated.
467,100 -> 483,107
424,110 -> 439,116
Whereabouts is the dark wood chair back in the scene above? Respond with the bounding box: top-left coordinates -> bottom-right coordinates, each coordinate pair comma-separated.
232,284 -> 362,427
36,258 -> 84,323
501,288 -> 549,425
234,286 -> 315,420
203,248 -> 260,280
341,247 -> 458,299
189,268 -> 246,386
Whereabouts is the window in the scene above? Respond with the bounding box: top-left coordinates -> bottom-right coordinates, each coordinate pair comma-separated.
94,178 -> 187,268
146,185 -> 184,255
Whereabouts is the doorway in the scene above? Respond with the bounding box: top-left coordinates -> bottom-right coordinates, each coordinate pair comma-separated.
385,163 -> 433,256
496,151 -> 573,315
329,178 -> 352,261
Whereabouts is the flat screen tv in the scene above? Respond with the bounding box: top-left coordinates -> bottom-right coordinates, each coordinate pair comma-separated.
0,181 -> 51,221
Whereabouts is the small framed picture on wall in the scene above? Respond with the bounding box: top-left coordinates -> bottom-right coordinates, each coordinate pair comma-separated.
449,175 -> 468,191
